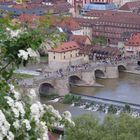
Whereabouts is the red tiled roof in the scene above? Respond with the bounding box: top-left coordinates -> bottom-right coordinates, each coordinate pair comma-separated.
119,1 -> 140,11
58,17 -> 81,31
70,35 -> 91,45
49,41 -> 79,53
18,14 -> 41,23
79,45 -> 121,56
125,33 -> 140,46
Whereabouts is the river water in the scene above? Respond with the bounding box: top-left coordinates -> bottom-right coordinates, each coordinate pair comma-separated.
41,72 -> 140,118
71,72 -> 140,105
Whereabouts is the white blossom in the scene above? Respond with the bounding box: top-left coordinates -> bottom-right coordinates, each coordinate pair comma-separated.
63,111 -> 71,118
29,89 -> 36,97
23,119 -> 31,131
18,50 -> 29,60
6,27 -> 22,38
15,101 -> 25,118
13,90 -> 20,100
13,120 -> 20,129
0,110 -> 10,137
27,48 -> 38,57
12,107 -> 19,118
4,96 -> 14,107
7,131 -> 14,140
9,84 -> 15,92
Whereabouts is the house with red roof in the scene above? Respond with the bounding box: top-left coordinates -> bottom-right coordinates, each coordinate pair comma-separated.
48,41 -> 89,69
57,17 -> 84,36
124,33 -> 140,57
69,35 -> 91,45
18,14 -> 42,27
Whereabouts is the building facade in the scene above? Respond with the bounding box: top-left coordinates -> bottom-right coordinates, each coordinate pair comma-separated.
124,33 -> 140,57
48,41 -> 89,69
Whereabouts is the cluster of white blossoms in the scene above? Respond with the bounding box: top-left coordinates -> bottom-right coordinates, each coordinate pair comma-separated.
18,48 -> 39,60
0,110 -> 14,140
0,84 -> 75,140
6,27 -> 24,38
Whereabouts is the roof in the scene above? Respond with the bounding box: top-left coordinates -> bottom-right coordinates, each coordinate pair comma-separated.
79,45 -> 121,56
119,1 -> 140,11
125,33 -> 140,46
69,35 -> 91,45
58,17 -> 81,31
48,41 -> 79,53
18,14 -> 41,24
82,3 -> 117,11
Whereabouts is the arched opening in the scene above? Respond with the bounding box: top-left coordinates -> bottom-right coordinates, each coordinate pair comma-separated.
69,75 -> 82,85
118,65 -> 126,72
95,69 -> 105,78
39,83 -> 55,97
77,5 -> 82,15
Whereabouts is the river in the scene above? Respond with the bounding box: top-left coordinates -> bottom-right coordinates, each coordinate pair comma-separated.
71,72 -> 140,105
41,72 -> 140,118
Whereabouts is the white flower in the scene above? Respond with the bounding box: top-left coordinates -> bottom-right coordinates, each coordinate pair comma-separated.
6,27 -> 22,38
12,107 -> 19,118
0,110 -> 10,136
42,131 -> 49,140
15,101 -> 25,117
13,120 -> 20,129
23,119 -> 31,131
63,111 -> 71,119
40,121 -> 48,131
29,89 -> 36,97
4,96 -> 14,107
9,84 -> 15,92
13,90 -> 20,100
27,48 -> 38,57
18,50 -> 29,60
7,131 -> 14,140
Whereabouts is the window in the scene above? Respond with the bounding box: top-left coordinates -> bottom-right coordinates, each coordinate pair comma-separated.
64,56 -> 65,59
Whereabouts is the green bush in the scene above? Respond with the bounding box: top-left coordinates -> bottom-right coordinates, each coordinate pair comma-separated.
63,94 -> 81,104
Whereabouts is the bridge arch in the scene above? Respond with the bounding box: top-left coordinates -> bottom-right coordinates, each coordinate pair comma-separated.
68,75 -> 82,85
39,83 -> 56,97
118,65 -> 126,72
95,69 -> 105,78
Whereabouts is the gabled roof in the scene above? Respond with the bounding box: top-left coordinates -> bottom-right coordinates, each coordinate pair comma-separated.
125,33 -> 140,46
119,1 -> 140,11
48,41 -> 79,53
18,14 -> 41,23
69,35 -> 91,45
58,17 -> 81,31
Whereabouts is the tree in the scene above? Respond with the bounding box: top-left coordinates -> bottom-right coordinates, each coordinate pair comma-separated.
64,114 -> 103,140
65,113 -> 140,140
0,18 -> 74,139
92,36 -> 107,46
123,104 -> 131,113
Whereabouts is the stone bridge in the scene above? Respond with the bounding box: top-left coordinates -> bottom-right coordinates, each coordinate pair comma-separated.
29,61 -> 129,97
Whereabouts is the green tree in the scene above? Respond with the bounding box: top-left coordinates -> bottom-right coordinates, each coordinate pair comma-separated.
123,104 -> 131,113
92,36 -> 107,46
64,114 -> 103,140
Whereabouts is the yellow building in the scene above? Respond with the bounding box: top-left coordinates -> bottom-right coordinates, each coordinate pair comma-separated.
48,41 -> 89,70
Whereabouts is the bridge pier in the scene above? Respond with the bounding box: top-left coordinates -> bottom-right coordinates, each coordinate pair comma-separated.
81,71 -> 95,85
55,78 -> 69,96
105,66 -> 119,78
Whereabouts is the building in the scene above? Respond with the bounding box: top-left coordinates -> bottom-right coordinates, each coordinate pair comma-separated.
57,17 -> 84,35
69,34 -> 91,45
48,41 -> 89,69
79,45 -> 121,61
119,1 -> 140,11
75,10 -> 140,45
124,33 -> 140,57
